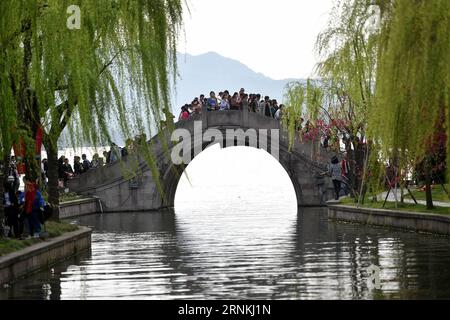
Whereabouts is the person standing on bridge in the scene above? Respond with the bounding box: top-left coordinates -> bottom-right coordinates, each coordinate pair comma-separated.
329,155 -> 343,200
207,91 -> 218,111
249,94 -> 258,112
264,96 -> 272,117
258,96 -> 265,115
109,143 -> 122,163
230,92 -> 240,110
91,153 -> 101,169
74,156 -> 83,175
236,88 -> 245,108
219,92 -> 230,111
271,99 -> 278,118
179,105 -> 190,121
191,97 -> 202,114
81,154 -> 91,173
275,104 -> 283,120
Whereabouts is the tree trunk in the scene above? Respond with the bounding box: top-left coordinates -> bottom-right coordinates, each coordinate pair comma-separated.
348,148 -> 357,199
424,159 -> 434,210
46,141 -> 60,221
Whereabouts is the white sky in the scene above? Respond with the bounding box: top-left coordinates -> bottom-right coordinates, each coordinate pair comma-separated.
178,0 -> 334,80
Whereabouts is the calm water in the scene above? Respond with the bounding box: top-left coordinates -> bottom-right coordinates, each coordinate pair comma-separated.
2,147 -> 450,299
2,196 -> 450,299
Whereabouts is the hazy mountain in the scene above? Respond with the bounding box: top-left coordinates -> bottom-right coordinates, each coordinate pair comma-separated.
59,52 -> 304,148
171,52 -> 304,107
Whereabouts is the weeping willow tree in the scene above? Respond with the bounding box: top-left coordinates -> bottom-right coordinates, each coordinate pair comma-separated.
282,82 -> 306,150
0,0 -> 183,219
369,0 -> 450,209
282,0 -> 382,202
282,79 -> 325,161
308,0 -> 449,208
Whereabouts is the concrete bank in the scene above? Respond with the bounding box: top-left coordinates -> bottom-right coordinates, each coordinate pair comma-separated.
60,197 -> 102,219
0,227 -> 92,285
328,205 -> 450,235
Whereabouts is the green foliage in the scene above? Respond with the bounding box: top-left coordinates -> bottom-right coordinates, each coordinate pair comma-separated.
283,0 -> 379,153
305,79 -> 324,124
297,0 -> 449,206
282,82 -> 305,150
59,192 -> 86,203
0,0 -> 183,183
0,221 -> 78,256
403,184 -> 450,204
282,1 -> 382,203
340,196 -> 450,215
314,0 -> 379,144
0,238 -> 39,256
45,220 -> 79,237
369,0 -> 450,180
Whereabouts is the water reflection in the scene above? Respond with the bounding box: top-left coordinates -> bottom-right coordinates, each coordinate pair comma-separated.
2,208 -> 450,300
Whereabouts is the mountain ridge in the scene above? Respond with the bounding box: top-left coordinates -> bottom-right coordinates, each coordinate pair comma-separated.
59,52 -> 305,148
171,51 -> 305,107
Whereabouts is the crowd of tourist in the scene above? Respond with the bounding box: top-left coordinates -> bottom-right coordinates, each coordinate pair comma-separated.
55,134 -> 150,186
44,88 -> 285,189
2,157 -> 51,239
1,88 -> 293,240
1,135 -> 149,239
177,88 -> 284,121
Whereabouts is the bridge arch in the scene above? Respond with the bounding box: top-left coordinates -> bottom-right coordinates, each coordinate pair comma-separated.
69,111 -> 336,212
163,142 -> 304,210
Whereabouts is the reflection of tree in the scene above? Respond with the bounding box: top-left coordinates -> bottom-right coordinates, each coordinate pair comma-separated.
158,214 -> 207,297
285,207 -> 353,299
60,211 -> 205,299
395,236 -> 450,299
6,210 -> 450,299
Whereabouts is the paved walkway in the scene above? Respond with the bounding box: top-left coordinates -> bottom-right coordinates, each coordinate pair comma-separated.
380,190 -> 450,208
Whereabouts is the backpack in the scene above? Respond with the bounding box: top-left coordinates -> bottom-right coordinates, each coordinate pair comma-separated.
42,204 -> 53,222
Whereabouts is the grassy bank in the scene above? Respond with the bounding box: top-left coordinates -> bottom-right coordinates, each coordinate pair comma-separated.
339,197 -> 450,215
41,191 -> 87,203
59,192 -> 86,203
403,184 -> 450,204
0,221 -> 79,257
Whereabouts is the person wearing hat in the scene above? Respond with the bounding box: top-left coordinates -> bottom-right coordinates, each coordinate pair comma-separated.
329,155 -> 342,200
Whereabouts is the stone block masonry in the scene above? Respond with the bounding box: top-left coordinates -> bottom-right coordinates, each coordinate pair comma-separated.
0,227 -> 92,285
328,205 -> 450,235
59,197 -> 101,219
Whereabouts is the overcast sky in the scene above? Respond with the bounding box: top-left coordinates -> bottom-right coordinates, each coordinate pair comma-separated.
178,0 -> 334,80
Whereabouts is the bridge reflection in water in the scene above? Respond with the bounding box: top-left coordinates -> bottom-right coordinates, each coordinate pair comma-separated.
2,208 -> 450,300
2,147 -> 450,299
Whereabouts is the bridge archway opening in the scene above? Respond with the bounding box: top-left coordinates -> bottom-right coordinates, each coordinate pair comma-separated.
173,144 -> 298,216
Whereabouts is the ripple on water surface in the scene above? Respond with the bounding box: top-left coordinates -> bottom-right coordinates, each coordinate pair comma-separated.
2,187 -> 450,299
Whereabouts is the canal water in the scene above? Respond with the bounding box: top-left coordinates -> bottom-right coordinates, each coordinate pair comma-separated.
1,147 -> 450,299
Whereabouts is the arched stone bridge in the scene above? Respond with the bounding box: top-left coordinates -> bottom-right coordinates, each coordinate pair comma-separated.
69,110 -> 337,212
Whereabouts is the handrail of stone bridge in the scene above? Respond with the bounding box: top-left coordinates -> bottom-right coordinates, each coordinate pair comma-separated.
68,103 -> 336,193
